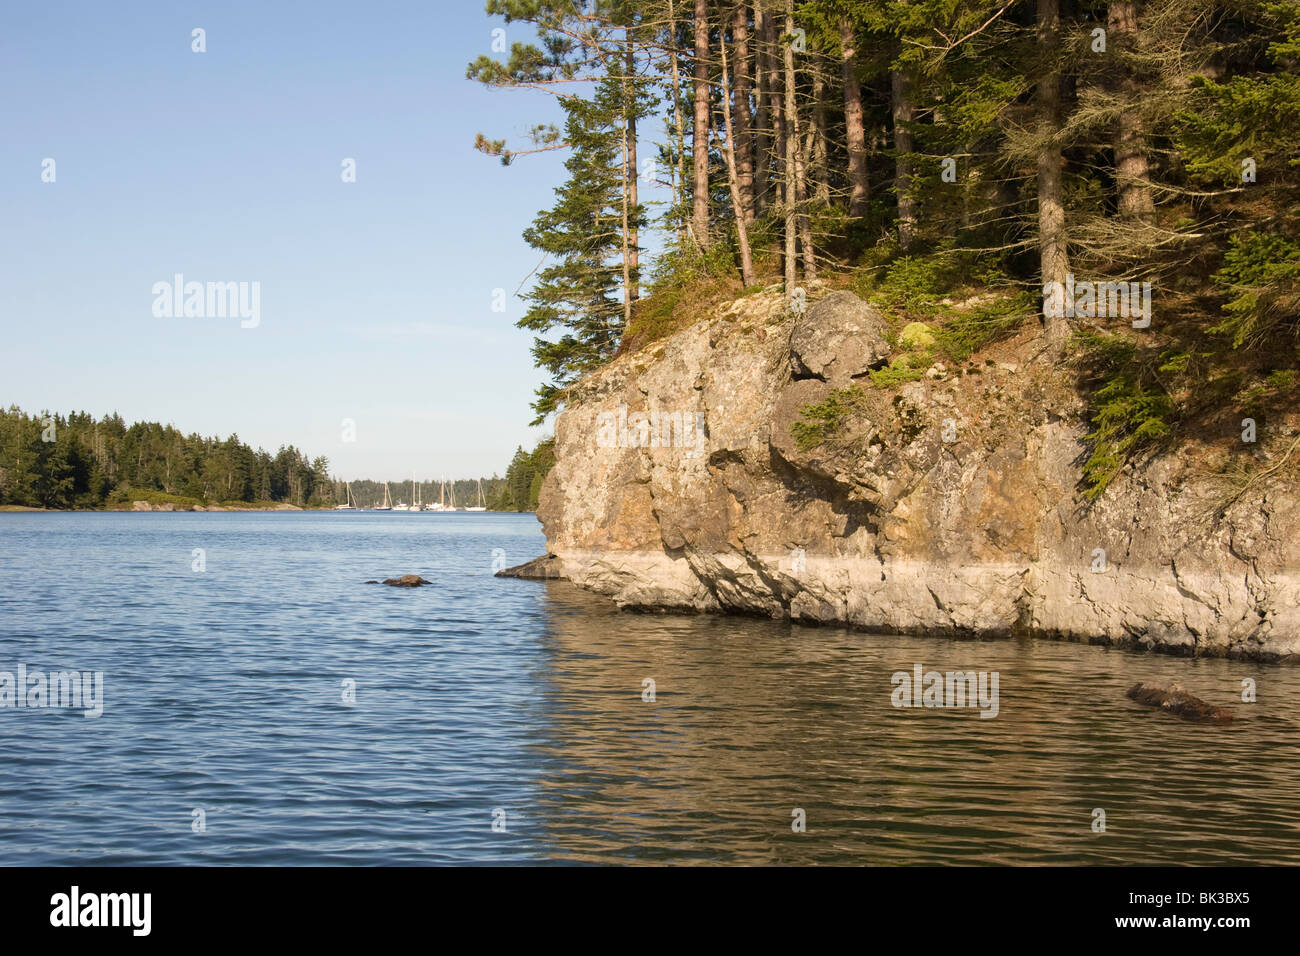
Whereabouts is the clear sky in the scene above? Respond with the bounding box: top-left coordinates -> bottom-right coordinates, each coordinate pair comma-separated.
0,0 -> 611,481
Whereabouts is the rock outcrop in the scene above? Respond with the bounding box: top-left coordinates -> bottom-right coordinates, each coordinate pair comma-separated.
527,287 -> 1300,662
495,554 -> 566,579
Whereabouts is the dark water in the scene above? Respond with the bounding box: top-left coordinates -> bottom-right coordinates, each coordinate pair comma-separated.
0,511 -> 1297,865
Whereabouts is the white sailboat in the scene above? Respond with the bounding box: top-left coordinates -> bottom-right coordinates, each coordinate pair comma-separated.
334,482 -> 357,510
466,478 -> 487,512
391,472 -> 420,511
373,483 -> 393,511
426,475 -> 457,511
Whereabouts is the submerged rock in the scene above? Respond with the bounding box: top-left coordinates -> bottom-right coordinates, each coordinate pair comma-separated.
373,575 -> 432,587
1126,681 -> 1233,722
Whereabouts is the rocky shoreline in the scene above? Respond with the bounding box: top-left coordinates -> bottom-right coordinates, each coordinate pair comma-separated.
503,288 -> 1300,663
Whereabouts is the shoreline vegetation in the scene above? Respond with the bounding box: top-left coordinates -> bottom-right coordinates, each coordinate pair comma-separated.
0,406 -> 555,514
470,0 -> 1298,497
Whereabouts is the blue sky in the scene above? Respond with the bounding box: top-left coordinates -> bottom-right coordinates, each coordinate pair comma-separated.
1,0 -> 647,480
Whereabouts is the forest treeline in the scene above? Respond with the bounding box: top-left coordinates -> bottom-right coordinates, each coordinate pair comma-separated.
0,406 -> 550,512
471,0 -> 1298,493
0,407 -> 333,510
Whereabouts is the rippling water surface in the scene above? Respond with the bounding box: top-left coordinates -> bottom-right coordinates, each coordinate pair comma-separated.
1,512 -> 1297,865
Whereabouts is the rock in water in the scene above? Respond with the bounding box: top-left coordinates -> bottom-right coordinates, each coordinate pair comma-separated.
376,575 -> 432,587
496,555 -> 565,580
1126,681 -> 1232,722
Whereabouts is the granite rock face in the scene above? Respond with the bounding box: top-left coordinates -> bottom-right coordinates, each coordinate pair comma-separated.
531,288 -> 1300,662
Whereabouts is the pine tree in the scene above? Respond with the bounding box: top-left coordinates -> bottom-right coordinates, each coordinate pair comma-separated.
519,87 -> 635,422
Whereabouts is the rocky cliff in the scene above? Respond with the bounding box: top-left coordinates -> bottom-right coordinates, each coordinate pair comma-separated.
522,287 -> 1300,662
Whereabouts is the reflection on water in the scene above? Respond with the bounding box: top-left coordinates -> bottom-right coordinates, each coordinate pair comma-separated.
0,512 -> 1296,865
528,584 -> 1300,865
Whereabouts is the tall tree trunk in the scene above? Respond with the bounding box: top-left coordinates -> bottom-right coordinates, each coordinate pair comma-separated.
626,33 -> 639,298
891,67 -> 917,251
667,0 -> 689,244
811,68 -> 829,203
620,88 -> 633,328
753,2 -> 771,215
840,17 -> 869,218
792,68 -> 817,278
692,0 -> 712,249
1109,0 -> 1153,220
1037,0 -> 1071,353
763,5 -> 785,214
718,28 -> 757,285
733,2 -> 755,222
782,0 -> 798,297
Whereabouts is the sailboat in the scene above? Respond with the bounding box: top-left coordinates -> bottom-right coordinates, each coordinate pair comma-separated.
373,483 -> 393,511
334,482 -> 357,511
423,477 -> 443,512
466,479 -> 487,512
426,475 -> 457,511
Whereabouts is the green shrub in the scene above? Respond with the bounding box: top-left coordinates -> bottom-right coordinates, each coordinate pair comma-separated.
1073,332 -> 1176,500
1211,232 -> 1300,348
932,293 -> 1032,362
791,386 -> 867,450
867,353 -> 929,388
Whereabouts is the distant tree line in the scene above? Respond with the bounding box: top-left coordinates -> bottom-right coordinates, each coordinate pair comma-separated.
0,407 -> 333,510
0,406 -> 557,513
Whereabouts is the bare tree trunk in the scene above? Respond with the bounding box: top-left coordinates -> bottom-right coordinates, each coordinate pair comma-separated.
626,34 -> 640,298
620,93 -> 633,328
840,17 -> 868,218
792,77 -> 817,278
667,0 -> 689,244
753,2 -> 771,215
811,67 -> 829,203
1037,0 -> 1071,353
693,0 -> 712,249
763,5 -> 785,215
891,67 -> 917,251
782,0 -> 798,297
1110,0 -> 1153,220
733,2 -> 755,222
719,30 -> 757,285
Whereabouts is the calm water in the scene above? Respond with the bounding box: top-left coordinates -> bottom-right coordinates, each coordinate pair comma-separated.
0,511 -> 1297,865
